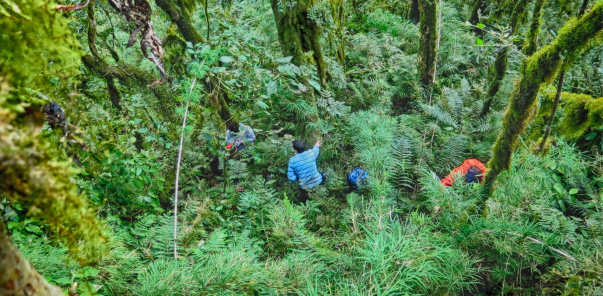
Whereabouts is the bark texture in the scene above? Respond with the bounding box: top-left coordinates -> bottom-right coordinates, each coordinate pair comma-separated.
0,225 -> 64,296
418,0 -> 438,88
483,2 -> 603,196
270,0 -> 329,87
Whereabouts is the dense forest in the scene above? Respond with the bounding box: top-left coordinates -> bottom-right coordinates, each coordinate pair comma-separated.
1,0 -> 603,294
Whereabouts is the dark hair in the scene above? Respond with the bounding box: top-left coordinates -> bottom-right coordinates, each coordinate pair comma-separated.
292,140 -> 306,153
226,121 -> 239,133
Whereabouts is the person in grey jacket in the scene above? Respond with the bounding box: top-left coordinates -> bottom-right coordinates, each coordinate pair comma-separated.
225,121 -> 256,153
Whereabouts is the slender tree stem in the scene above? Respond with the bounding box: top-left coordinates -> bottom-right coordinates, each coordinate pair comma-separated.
539,68 -> 565,152
432,0 -> 443,84
174,61 -> 204,259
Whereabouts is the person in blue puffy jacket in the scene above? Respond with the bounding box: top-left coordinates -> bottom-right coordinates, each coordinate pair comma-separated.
287,139 -> 325,203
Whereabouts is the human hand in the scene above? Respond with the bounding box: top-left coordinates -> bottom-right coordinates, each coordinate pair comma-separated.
315,138 -> 322,147
236,186 -> 244,192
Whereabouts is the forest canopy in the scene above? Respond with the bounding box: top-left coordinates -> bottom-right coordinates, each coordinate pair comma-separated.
1,0 -> 603,295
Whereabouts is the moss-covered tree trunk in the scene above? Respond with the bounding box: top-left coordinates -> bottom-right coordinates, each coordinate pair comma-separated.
483,2 -> 603,195
522,0 -> 546,56
87,0 -> 123,111
480,0 -> 528,117
82,54 -> 176,121
271,0 -> 328,87
410,0 -> 420,23
0,224 -> 64,296
417,0 -> 438,88
155,0 -> 205,44
330,0 -> 346,66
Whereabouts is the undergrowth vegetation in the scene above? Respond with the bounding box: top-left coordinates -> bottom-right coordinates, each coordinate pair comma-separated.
2,0 -> 603,295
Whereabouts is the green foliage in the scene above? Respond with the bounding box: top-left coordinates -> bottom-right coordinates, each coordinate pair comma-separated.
0,0 -> 108,265
5,0 -> 603,294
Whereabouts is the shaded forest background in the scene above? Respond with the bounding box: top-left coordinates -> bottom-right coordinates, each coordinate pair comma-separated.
1,0 -> 603,295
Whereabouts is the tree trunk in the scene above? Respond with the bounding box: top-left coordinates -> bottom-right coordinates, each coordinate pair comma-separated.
523,0 -> 546,56
538,69 -> 565,152
480,0 -> 528,117
205,78 -> 233,122
483,2 -> 603,196
409,0 -> 420,23
0,224 -> 64,296
155,0 -> 205,44
579,0 -> 589,16
87,1 -> 123,111
106,76 -> 123,110
417,0 -> 438,88
330,0 -> 346,66
270,0 -> 328,87
87,0 -> 100,59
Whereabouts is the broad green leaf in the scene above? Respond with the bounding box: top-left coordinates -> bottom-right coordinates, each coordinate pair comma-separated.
308,80 -> 321,92
267,80 -> 277,96
557,199 -> 566,212
136,167 -> 142,176
25,224 -> 42,234
257,100 -> 268,110
77,267 -> 100,278
554,183 -> 565,194
476,38 -> 483,45
569,188 -> 578,194
138,128 -> 149,134
132,179 -> 144,190
219,56 -> 234,63
54,277 -> 72,285
7,221 -> 20,230
477,23 -> 484,29
276,56 -> 293,63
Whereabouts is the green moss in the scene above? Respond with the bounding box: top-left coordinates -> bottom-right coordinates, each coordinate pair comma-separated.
528,87 -> 557,141
558,92 -> 592,138
484,2 -> 603,194
270,0 -> 328,87
523,0 -> 546,56
1,0 -> 108,265
585,96 -> 603,129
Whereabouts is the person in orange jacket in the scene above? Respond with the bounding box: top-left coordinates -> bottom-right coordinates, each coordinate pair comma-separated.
441,159 -> 487,187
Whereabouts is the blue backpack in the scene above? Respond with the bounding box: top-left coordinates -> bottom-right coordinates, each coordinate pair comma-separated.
348,168 -> 369,189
